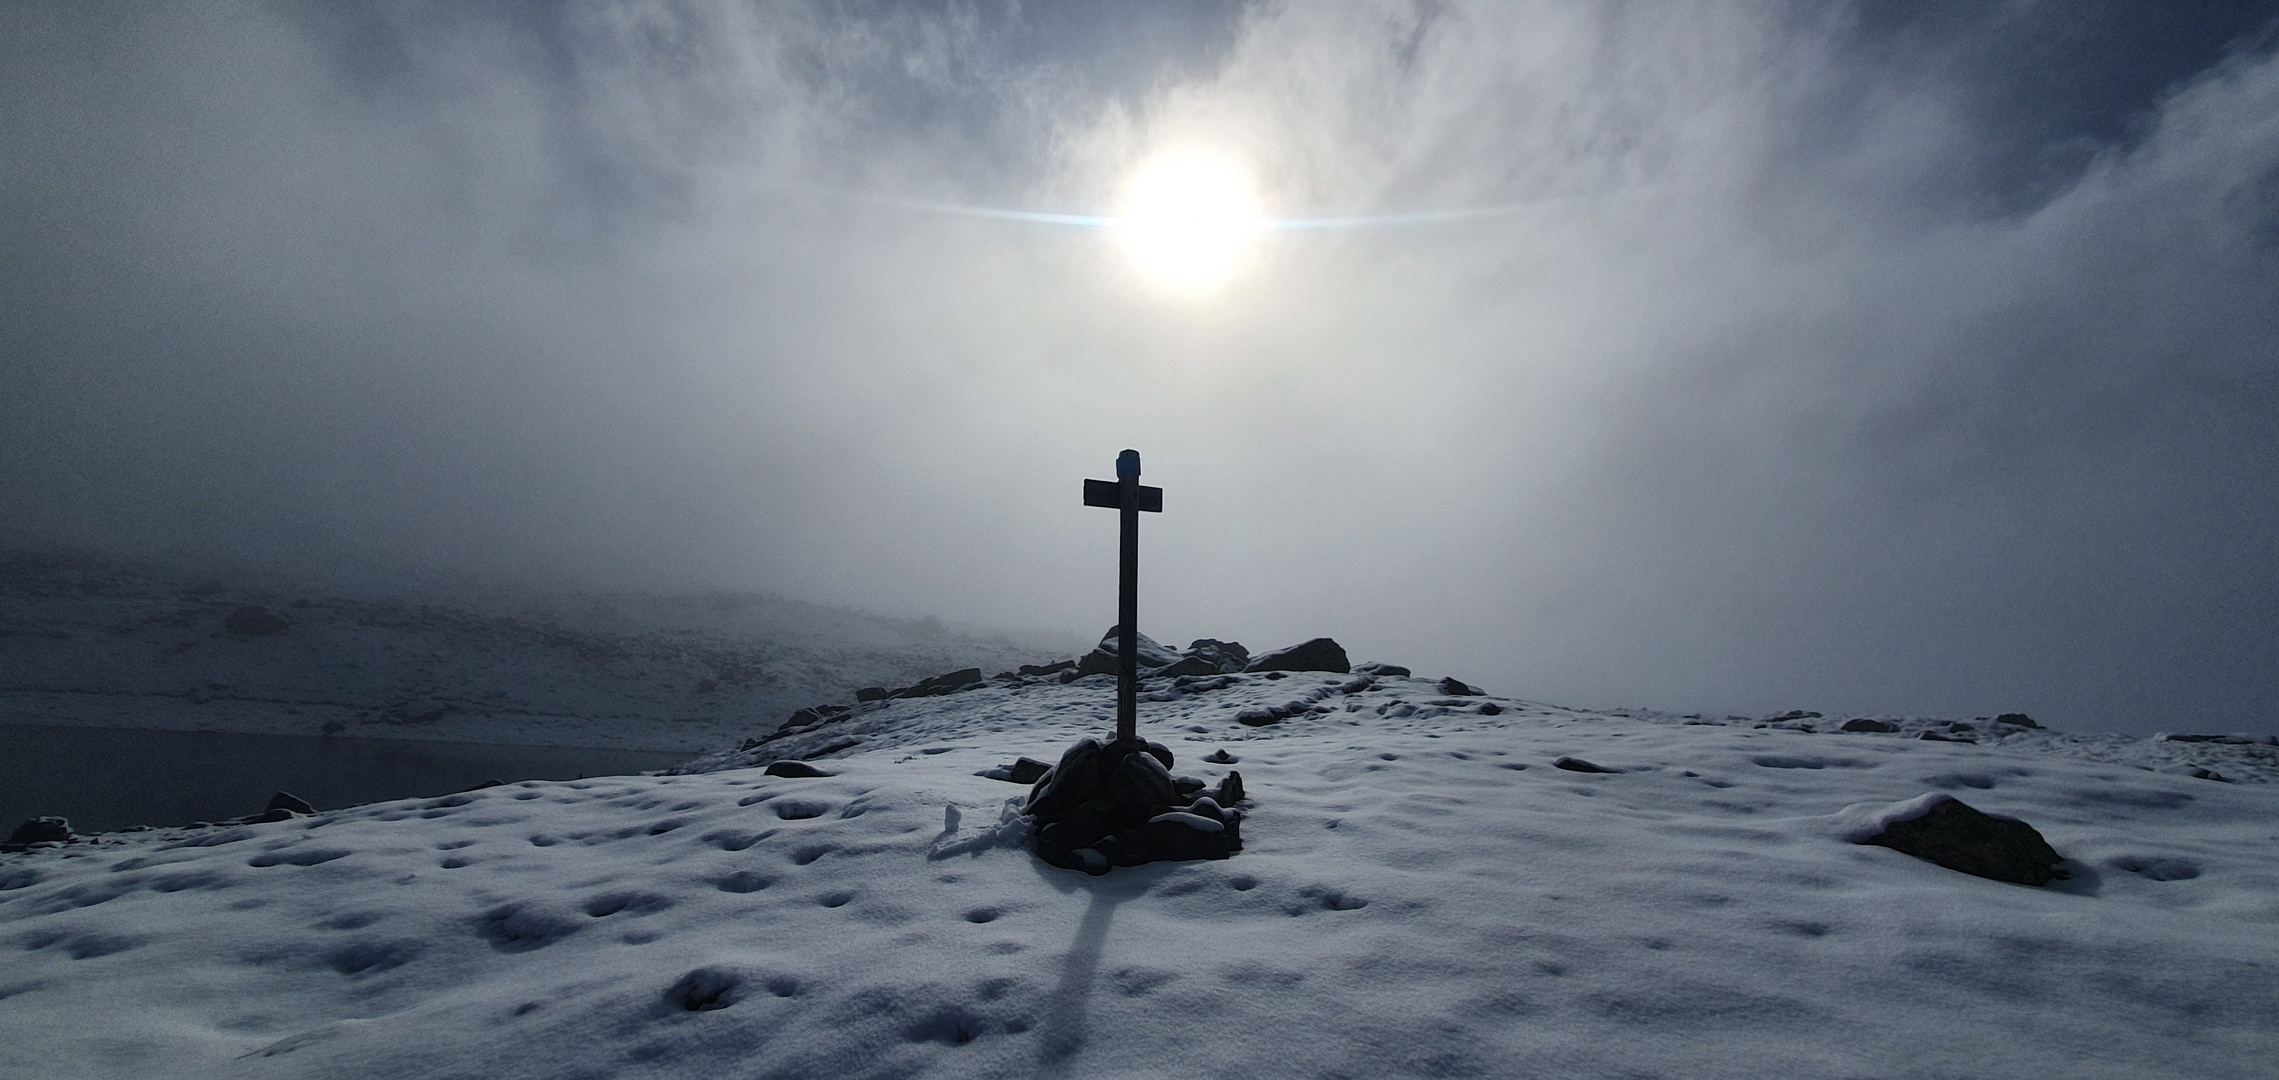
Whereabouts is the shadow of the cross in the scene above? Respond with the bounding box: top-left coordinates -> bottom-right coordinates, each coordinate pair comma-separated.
1030,862 -> 1161,1074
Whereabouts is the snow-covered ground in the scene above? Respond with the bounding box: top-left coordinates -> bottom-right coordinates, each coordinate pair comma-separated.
0,552 -> 1074,752
4,669 -> 2273,1079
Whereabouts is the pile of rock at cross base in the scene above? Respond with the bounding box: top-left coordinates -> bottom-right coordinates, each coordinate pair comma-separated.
1026,736 -> 1246,876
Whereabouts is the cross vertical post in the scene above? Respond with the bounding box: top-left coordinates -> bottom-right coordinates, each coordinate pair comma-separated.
1083,449 -> 1163,744
1116,450 -> 1140,742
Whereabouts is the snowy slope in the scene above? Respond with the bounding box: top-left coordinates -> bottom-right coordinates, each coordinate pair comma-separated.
0,552 -> 1075,751
3,670 -> 2274,1079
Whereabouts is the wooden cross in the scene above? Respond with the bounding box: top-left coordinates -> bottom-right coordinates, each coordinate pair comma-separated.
1083,449 -> 1162,742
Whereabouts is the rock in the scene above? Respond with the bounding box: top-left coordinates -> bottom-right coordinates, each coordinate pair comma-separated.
1244,638 -> 1350,674
1151,654 -> 1223,679
1236,708 -> 1282,727
1026,738 -> 1107,819
1107,748 -> 1180,810
1858,795 -> 2065,886
854,686 -> 888,702
1917,732 -> 1976,743
5,817 -> 72,847
982,757 -> 1056,784
1766,710 -> 1822,721
1115,816 -> 1239,863
1840,718 -> 1901,733
1036,801 -> 1115,861
1017,660 -> 1076,677
1202,748 -> 1239,764
1213,771 -> 1245,805
1476,703 -> 1503,716
1098,737 -> 1172,772
1354,662 -> 1410,677
266,791 -> 316,815
1437,677 -> 1482,696
894,668 -> 985,698
763,760 -> 833,778
1076,627 -> 1184,677
1994,712 -> 2038,728
1184,639 -> 1250,672
1150,810 -> 1224,832
223,605 -> 290,636
1553,756 -> 1619,773
1027,731 -> 1248,874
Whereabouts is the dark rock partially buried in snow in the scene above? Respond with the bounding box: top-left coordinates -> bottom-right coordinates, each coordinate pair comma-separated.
4,817 -> 72,849
1437,677 -> 1483,696
1840,718 -> 1901,733
266,791 -> 316,815
763,760 -> 834,778
1076,627 -> 1185,677
893,668 -> 984,699
1553,756 -> 1620,774
1244,638 -> 1350,674
239,790 -> 318,824
1855,795 -> 2065,886
978,757 -> 1053,784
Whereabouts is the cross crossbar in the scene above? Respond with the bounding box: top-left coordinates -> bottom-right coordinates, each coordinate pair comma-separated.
1082,478 -> 1163,512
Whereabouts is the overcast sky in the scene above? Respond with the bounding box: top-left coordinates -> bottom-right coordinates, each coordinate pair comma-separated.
4,1 -> 2276,734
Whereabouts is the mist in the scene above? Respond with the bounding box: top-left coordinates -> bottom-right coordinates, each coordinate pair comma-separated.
4,1 -> 2276,734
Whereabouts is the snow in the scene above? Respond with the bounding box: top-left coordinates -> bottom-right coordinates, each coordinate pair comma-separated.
4,670 -> 2277,1079
1828,792 -> 1966,844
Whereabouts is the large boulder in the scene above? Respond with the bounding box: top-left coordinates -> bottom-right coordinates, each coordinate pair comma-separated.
1025,738 -> 1108,820
1244,638 -> 1350,674
1849,794 -> 2065,886
4,817 -> 72,849
1075,627 -> 1184,677
1107,748 -> 1180,808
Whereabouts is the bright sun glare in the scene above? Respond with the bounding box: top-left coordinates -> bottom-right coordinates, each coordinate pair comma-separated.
1113,153 -> 1262,294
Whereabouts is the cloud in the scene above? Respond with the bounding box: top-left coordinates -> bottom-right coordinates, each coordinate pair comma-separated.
2,1 -> 2274,732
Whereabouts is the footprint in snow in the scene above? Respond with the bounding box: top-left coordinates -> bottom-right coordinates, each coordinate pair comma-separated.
2109,855 -> 2201,881
1286,886 -> 1368,914
582,891 -> 674,918
472,903 -> 581,952
711,871 -> 775,894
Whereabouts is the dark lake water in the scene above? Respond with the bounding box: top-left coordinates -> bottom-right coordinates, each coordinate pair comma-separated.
0,724 -> 690,834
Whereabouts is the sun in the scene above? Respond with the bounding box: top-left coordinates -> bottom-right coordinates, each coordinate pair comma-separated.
1112,153 -> 1263,294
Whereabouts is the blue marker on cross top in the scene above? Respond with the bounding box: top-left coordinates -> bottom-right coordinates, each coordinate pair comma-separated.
1083,449 -> 1163,741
